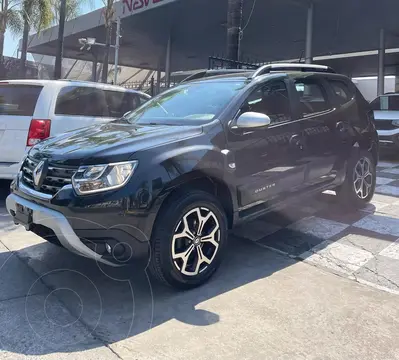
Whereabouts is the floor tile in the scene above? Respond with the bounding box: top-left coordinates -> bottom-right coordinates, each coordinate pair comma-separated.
258,228 -> 326,256
375,185 -> 399,197
370,193 -> 399,204
353,213 -> 399,237
376,177 -> 395,185
377,161 -> 399,168
259,206 -> 312,227
376,171 -> 399,180
361,200 -> 389,213
315,206 -> 369,225
300,240 -> 374,275
386,179 -> 399,187
378,168 -> 399,175
287,216 -> 349,240
335,227 -> 396,255
355,255 -> 399,292
233,220 -> 281,241
375,203 -> 399,218
379,239 -> 399,260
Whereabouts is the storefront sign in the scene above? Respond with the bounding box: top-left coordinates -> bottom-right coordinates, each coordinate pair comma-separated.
122,0 -> 172,14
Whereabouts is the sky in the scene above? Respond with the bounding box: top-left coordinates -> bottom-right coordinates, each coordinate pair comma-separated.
4,0 -> 103,57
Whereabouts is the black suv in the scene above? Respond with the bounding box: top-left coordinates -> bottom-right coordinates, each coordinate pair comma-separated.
7,63 -> 378,289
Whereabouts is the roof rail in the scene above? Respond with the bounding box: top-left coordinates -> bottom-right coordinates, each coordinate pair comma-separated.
180,69 -> 253,83
251,63 -> 335,79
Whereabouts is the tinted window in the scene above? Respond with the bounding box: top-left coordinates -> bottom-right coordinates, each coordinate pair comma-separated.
370,95 -> 399,111
240,81 -> 291,124
55,86 -> 109,117
295,80 -> 330,115
328,80 -> 352,105
0,85 -> 42,116
126,81 -> 246,125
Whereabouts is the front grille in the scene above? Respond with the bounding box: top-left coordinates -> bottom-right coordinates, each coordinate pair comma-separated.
21,157 -> 77,195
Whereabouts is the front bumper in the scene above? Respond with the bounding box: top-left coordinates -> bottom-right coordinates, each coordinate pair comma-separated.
377,129 -> 399,149
6,191 -> 151,266
7,193 -> 119,266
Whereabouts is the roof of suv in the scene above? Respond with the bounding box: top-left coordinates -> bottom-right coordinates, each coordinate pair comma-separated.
0,79 -> 149,95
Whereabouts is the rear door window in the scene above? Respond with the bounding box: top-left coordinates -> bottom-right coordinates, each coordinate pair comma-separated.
327,80 -> 353,105
104,91 -> 145,118
55,86 -> 109,117
0,85 -> 43,116
294,79 -> 330,116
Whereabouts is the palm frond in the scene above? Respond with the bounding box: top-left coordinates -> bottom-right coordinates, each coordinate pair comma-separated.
6,8 -> 23,35
32,0 -> 52,31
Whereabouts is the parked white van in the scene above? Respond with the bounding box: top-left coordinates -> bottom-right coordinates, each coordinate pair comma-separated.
0,80 -> 150,179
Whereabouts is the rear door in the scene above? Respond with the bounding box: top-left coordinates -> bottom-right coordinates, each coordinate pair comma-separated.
292,75 -> 340,185
0,83 -> 44,163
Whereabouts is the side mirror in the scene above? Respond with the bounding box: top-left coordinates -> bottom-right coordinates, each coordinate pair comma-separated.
236,112 -> 271,130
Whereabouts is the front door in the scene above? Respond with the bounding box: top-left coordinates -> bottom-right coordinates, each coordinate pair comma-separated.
228,78 -> 306,209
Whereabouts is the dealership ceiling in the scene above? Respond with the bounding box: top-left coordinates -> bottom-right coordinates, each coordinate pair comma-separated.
25,0 -> 399,77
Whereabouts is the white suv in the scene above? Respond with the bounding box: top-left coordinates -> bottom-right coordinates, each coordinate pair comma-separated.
0,80 -> 150,179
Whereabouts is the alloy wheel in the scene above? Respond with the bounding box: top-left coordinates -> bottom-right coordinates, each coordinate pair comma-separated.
171,207 -> 220,276
353,157 -> 373,200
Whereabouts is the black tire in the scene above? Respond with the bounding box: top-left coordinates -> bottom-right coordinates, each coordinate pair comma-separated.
149,191 -> 228,290
336,149 -> 376,209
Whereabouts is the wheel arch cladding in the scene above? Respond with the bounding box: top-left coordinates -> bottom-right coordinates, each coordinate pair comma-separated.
153,175 -> 235,233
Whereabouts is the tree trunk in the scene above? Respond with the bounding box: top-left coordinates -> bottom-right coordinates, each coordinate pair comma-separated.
226,0 -> 243,66
0,30 -> 5,62
101,23 -> 112,83
20,18 -> 30,79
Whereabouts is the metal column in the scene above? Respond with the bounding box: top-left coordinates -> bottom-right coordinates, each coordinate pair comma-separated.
165,34 -> 172,88
91,57 -> 98,82
114,17 -> 121,85
305,1 -> 314,64
377,28 -> 385,96
156,65 -> 161,95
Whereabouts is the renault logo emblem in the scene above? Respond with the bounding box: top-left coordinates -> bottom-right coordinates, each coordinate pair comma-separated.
33,159 -> 48,190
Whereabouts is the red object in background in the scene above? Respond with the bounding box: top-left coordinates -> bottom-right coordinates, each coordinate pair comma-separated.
27,119 -> 51,146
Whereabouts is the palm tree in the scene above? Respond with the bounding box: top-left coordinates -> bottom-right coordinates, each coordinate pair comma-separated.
20,0 -> 90,78
0,0 -> 23,61
20,0 -> 52,78
101,0 -> 114,83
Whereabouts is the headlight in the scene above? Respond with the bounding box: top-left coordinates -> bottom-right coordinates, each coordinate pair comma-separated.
393,120 -> 399,127
72,161 -> 138,195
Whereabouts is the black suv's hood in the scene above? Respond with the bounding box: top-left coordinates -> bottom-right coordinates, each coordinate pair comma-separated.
29,122 -> 202,166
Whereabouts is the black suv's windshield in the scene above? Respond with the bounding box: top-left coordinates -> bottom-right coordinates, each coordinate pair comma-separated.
125,80 -> 246,126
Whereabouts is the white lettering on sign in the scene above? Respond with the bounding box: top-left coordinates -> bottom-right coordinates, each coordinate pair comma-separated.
122,0 -> 175,15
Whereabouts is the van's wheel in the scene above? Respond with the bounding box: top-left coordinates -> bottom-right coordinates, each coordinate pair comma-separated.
149,191 -> 228,290
336,150 -> 376,209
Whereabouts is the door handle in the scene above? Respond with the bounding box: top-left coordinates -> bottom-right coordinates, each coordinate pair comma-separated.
290,134 -> 304,150
336,121 -> 347,133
